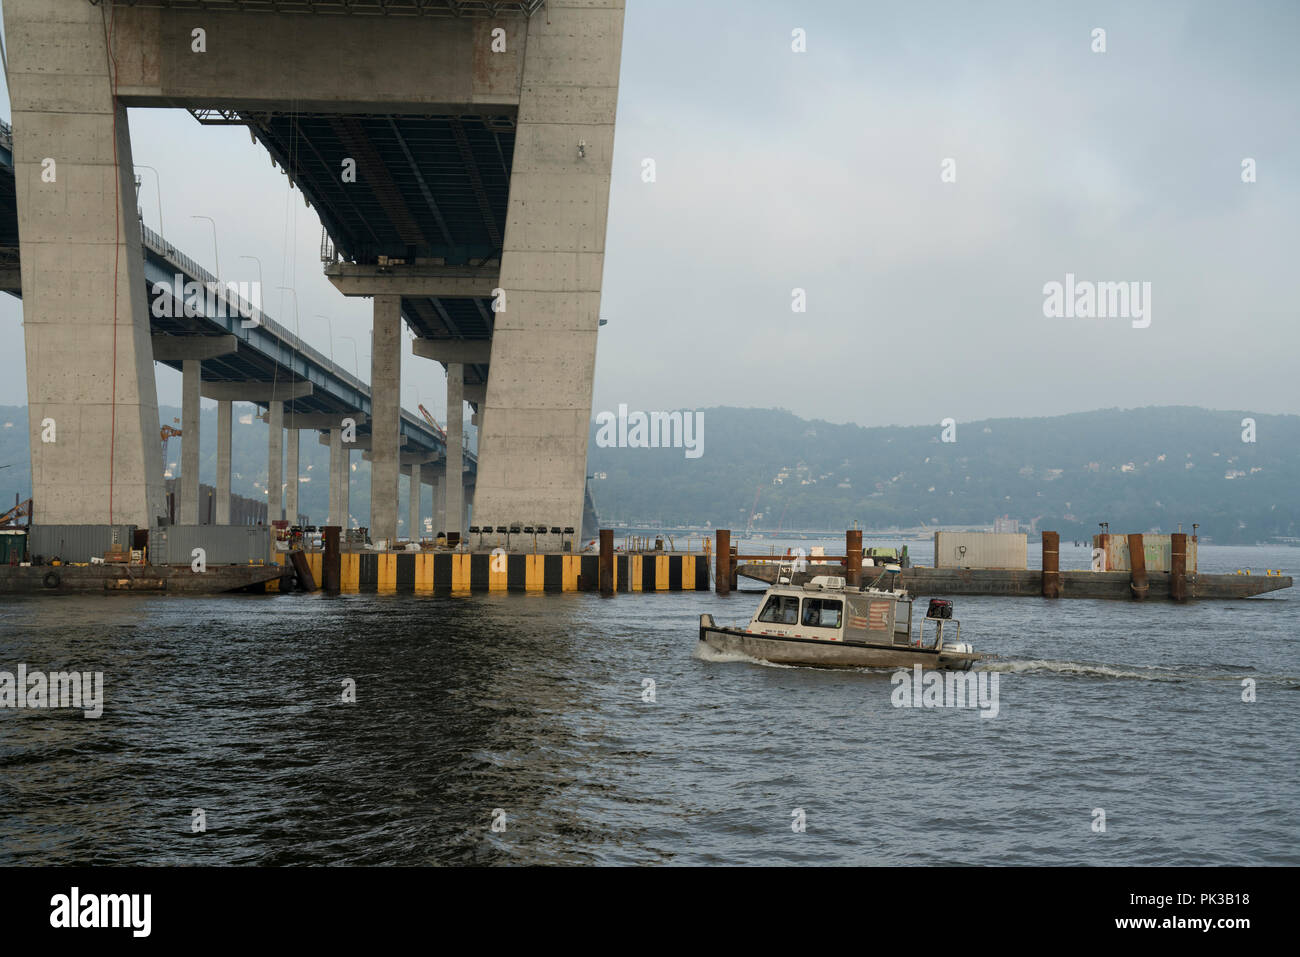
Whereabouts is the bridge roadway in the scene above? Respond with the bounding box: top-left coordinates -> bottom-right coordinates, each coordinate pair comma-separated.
1,118 -> 474,536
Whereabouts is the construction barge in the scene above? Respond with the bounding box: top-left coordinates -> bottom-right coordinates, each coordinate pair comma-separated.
732,530 -> 1292,601
734,563 -> 1291,600
0,562 -> 287,595
0,522 -> 294,595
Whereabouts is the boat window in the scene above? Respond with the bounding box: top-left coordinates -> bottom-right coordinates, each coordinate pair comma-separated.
801,598 -> 843,628
758,595 -> 800,624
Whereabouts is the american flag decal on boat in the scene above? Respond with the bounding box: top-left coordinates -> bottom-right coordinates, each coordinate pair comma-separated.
848,614 -> 868,630
867,601 -> 890,630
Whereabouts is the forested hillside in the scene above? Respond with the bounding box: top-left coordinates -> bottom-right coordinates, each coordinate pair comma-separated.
586,406 -> 1299,543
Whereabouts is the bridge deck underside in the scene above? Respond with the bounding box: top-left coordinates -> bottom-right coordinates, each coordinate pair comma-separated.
403,295 -> 492,387
245,112 -> 515,267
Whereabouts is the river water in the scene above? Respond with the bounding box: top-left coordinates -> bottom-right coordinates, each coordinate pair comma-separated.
1,541 -> 1295,865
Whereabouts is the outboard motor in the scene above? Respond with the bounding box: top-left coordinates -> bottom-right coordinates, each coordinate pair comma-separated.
927,598 -> 953,620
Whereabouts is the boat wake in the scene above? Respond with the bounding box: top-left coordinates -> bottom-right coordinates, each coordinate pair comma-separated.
974,658 -> 1300,683
697,648 -> 1300,685
691,642 -> 797,669
978,659 -> 1185,680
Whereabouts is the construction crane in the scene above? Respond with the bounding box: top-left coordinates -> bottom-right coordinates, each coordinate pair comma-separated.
160,424 -> 182,462
0,497 -> 32,527
417,404 -> 447,443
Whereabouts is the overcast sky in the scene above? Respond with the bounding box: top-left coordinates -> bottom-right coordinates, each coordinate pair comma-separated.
1,0 -> 1297,427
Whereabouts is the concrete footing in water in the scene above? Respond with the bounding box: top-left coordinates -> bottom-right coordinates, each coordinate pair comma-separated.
303,549 -> 709,594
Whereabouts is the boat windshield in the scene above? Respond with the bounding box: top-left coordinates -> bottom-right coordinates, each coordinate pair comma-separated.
801,598 -> 842,628
757,595 -> 800,624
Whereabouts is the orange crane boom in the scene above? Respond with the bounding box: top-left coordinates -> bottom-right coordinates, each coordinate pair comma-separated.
0,497 -> 32,526
417,404 -> 447,442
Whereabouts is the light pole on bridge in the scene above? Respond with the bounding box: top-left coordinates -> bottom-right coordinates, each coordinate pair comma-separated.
312,315 -> 336,364
239,255 -> 264,325
134,165 -> 165,241
337,336 -> 360,378
190,215 -> 220,281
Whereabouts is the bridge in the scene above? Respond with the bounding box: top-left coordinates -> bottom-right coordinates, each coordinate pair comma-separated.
4,0 -> 623,544
1,118 -> 475,537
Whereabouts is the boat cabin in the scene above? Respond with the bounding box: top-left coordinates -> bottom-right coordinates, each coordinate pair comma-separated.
745,576 -> 959,650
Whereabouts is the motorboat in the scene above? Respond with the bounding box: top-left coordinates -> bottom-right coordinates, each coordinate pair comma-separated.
698,571 -> 981,670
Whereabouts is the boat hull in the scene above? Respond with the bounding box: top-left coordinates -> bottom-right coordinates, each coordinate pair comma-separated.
699,617 -> 977,671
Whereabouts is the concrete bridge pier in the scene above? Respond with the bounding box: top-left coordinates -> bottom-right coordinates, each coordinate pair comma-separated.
388,450 -> 437,541
464,382 -> 486,483
152,334 -> 238,526
180,359 -> 201,524
408,463 -> 422,541
285,428 -> 300,525
471,3 -> 624,537
431,470 -> 445,537
369,295 -> 403,545
7,0 -> 167,527
205,380 -> 310,527
445,363 -> 465,539
328,427 -> 348,529
216,400 -> 232,524
266,400 -> 284,524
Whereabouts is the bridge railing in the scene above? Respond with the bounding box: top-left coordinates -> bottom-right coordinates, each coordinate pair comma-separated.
141,222 -> 363,392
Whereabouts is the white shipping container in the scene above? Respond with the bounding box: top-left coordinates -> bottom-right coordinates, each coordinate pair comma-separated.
933,532 -> 1027,570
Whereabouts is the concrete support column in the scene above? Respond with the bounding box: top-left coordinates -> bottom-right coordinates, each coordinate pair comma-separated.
445,363 -> 464,538
8,0 -> 166,527
370,295 -> 402,545
408,463 -> 422,541
267,400 -> 284,523
470,4 -> 625,535
179,359 -> 201,525
431,471 -> 445,535
216,400 -> 232,524
340,444 -> 351,531
285,428 -> 300,525
329,428 -> 344,526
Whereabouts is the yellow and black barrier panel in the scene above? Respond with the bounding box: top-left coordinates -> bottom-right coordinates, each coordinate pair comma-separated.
296,551 -> 709,593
